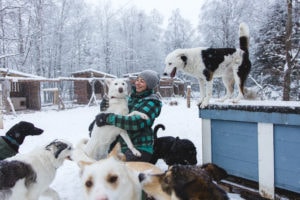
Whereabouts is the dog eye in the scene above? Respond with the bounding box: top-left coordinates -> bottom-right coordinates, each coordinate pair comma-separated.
168,62 -> 172,66
85,180 -> 93,188
108,175 -> 118,183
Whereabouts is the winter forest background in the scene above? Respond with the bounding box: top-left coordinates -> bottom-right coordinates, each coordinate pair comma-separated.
0,0 -> 299,101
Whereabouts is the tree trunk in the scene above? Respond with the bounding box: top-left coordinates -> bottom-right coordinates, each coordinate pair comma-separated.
17,7 -> 24,70
282,0 -> 293,101
33,0 -> 44,76
0,0 -> 6,68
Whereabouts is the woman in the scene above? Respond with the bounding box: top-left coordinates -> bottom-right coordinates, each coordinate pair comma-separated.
95,70 -> 162,162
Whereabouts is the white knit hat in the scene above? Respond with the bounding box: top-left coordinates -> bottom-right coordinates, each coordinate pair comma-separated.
138,70 -> 160,90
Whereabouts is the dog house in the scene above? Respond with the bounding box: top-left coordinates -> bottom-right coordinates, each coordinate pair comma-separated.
72,69 -> 116,104
0,68 -> 44,112
199,101 -> 300,199
158,76 -> 185,97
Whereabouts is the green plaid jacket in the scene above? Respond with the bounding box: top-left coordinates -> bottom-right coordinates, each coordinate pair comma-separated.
106,87 -> 162,154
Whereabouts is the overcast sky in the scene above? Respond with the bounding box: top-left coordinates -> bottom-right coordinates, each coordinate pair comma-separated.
85,0 -> 204,27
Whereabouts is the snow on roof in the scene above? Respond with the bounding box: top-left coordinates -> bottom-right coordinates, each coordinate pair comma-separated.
204,99 -> 300,114
71,68 -> 117,78
0,68 -> 45,79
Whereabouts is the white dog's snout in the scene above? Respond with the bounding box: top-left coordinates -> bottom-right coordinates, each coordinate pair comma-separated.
94,193 -> 108,200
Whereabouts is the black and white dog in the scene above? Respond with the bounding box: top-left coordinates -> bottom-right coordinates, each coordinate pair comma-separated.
0,139 -> 73,200
150,124 -> 197,166
0,121 -> 44,160
164,23 -> 251,108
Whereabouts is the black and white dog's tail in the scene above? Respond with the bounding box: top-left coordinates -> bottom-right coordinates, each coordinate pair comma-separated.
239,22 -> 250,55
238,23 -> 251,96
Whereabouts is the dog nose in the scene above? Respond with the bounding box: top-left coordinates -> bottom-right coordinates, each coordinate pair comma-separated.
163,72 -> 168,76
118,87 -> 123,93
138,173 -> 145,182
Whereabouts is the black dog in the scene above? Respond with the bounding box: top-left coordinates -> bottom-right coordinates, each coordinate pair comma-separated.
150,124 -> 197,165
0,121 -> 44,160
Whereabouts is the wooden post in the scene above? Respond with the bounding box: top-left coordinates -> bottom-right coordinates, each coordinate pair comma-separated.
53,90 -> 59,105
187,85 -> 191,108
0,83 -> 3,129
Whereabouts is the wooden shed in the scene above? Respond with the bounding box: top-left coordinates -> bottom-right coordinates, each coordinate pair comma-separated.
0,68 -> 44,112
72,69 -> 116,104
158,76 -> 185,97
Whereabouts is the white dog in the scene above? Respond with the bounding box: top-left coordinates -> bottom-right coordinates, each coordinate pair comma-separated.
78,143 -> 163,200
84,79 -> 148,160
164,23 -> 251,108
0,139 -> 73,200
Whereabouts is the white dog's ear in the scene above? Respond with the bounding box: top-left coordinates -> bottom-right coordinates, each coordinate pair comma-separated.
108,143 -> 126,161
104,78 -> 114,86
78,160 -> 93,170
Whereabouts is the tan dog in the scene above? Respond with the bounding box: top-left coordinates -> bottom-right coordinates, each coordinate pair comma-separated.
76,143 -> 162,200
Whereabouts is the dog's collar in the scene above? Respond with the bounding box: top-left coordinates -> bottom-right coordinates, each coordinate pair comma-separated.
110,96 -> 127,99
5,135 -> 20,147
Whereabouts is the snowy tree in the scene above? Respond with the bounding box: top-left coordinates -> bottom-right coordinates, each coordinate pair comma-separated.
117,7 -> 163,74
163,9 -> 196,53
198,0 -> 257,48
0,0 -> 33,70
254,0 -> 299,100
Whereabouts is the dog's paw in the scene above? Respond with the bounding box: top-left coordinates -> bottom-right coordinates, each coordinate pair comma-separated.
198,97 -> 209,108
139,113 -> 149,120
128,111 -> 149,120
232,98 -> 241,103
131,148 -> 142,157
232,94 -> 243,103
216,96 -> 228,103
216,98 -> 225,103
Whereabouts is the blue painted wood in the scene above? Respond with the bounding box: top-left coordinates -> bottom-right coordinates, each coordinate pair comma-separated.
211,120 -> 258,181
274,125 -> 300,192
199,103 -> 300,193
199,109 -> 300,126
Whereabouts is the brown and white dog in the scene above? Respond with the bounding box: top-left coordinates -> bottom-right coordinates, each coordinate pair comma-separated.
76,143 -> 163,200
139,163 -> 229,200
0,139 -> 73,200
164,23 -> 251,108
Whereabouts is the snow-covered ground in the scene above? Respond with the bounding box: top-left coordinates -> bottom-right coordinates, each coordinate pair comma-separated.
4,97 -> 295,199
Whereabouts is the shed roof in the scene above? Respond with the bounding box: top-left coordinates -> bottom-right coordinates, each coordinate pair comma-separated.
0,68 -> 45,79
72,68 -> 117,78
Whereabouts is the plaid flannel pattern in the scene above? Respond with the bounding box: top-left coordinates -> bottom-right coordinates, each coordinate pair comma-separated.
106,88 -> 162,153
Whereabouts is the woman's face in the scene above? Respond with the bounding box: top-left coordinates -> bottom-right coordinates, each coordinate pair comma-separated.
135,77 -> 147,93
